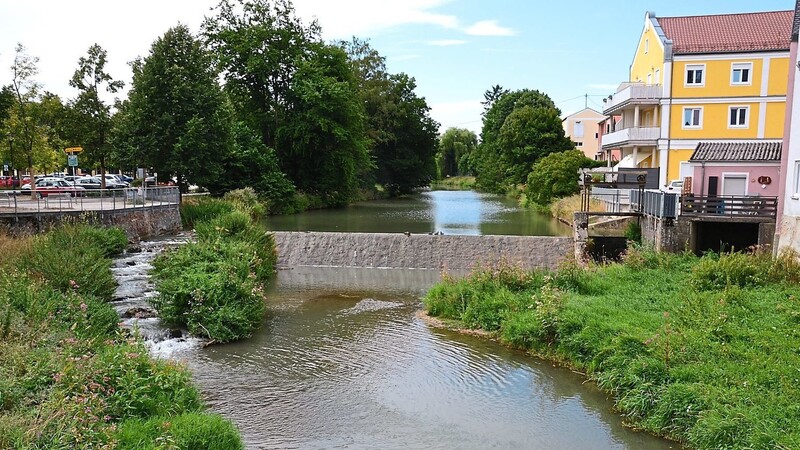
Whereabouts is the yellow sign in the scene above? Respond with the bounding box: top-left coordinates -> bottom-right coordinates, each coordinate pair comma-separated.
65,146 -> 83,154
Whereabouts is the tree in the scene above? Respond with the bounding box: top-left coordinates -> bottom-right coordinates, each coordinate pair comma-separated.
437,127 -> 477,178
481,84 -> 508,117
66,44 -> 123,186
524,149 -> 602,205
277,43 -> 370,206
474,88 -> 572,192
9,43 -> 41,180
203,0 -> 321,149
114,25 -> 230,192
341,39 -> 438,195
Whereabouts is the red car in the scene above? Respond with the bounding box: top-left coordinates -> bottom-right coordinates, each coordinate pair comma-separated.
28,178 -> 86,198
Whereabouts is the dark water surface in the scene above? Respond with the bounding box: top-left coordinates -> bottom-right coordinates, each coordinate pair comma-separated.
172,267 -> 676,450
264,190 -> 570,236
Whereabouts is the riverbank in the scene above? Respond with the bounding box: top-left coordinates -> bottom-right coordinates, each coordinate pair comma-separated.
423,249 -> 800,449
0,224 -> 242,448
429,176 -> 476,191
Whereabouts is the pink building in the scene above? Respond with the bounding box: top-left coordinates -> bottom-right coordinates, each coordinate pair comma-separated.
687,142 -> 782,197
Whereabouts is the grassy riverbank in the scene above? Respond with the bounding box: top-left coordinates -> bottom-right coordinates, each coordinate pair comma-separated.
429,176 -> 476,190
424,249 -> 800,449
153,189 -> 277,343
0,225 -> 242,449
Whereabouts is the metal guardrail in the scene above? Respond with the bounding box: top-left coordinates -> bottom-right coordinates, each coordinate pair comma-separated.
0,186 -> 180,217
681,195 -> 778,219
631,189 -> 678,219
590,188 -> 632,213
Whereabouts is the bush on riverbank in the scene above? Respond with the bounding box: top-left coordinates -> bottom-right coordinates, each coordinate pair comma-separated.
424,249 -> 800,449
0,226 -> 242,448
430,176 -> 476,191
153,198 -> 277,343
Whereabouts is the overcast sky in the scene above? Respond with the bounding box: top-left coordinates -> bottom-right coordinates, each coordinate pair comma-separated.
0,0 -> 794,135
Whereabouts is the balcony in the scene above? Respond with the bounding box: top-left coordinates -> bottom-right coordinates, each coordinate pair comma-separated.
602,83 -> 662,115
601,127 -> 660,149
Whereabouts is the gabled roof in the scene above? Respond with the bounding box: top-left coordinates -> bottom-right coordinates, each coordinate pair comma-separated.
690,142 -> 782,162
658,10 -> 793,54
561,107 -> 604,123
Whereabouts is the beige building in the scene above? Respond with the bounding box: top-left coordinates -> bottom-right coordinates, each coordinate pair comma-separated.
562,108 -> 606,159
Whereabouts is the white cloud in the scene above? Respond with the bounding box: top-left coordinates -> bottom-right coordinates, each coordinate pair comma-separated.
464,20 -> 516,37
293,0 -> 459,39
428,39 -> 467,46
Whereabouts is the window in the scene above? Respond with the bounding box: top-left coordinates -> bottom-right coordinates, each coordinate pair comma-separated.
594,132 -> 599,138
574,121 -> 584,138
573,141 -> 584,147
645,38 -> 649,54
729,106 -> 749,127
794,160 -> 800,197
655,69 -> 660,84
647,73 -> 652,84
683,107 -> 702,128
731,63 -> 752,85
685,64 -> 704,86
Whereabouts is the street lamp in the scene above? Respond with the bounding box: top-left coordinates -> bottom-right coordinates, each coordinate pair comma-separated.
8,136 -> 13,177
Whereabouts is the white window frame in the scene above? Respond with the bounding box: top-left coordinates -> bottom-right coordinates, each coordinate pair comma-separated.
682,106 -> 703,129
655,69 -> 660,85
721,172 -> 749,196
728,105 -> 750,128
731,62 -> 753,86
573,141 -> 584,147
793,160 -> 800,199
685,64 -> 705,87
645,38 -> 649,54
647,73 -> 652,84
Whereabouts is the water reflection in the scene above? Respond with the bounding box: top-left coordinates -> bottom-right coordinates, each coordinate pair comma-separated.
176,267 -> 675,449
264,190 -> 569,236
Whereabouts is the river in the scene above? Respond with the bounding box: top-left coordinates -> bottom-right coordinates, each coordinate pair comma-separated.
113,191 -> 676,449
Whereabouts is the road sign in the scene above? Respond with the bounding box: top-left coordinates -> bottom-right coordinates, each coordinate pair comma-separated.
65,146 -> 83,154
67,155 -> 78,167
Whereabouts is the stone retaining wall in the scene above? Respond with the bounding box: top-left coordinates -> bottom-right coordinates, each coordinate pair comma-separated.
0,205 -> 181,241
273,231 -> 573,270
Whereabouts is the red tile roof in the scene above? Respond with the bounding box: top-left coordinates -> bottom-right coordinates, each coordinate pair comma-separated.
659,10 -> 793,54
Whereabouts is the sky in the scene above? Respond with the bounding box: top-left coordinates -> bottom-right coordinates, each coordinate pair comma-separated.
0,0 -> 795,136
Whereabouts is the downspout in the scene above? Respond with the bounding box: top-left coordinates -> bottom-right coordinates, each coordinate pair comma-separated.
775,30 -> 798,250
665,43 -> 674,189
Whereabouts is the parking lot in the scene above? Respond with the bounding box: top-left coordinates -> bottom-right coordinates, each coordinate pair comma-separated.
0,187 -> 180,215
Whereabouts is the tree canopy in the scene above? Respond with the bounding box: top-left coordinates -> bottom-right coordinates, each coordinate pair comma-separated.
524,149 -> 603,205
437,127 -> 477,178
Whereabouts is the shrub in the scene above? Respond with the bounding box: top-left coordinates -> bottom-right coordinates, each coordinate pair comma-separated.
180,197 -> 233,229
224,187 -> 266,219
691,252 -> 766,290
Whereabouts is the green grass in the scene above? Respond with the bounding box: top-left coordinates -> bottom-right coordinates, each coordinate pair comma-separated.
0,225 -> 243,448
430,176 -> 476,190
424,249 -> 800,449
154,197 -> 278,343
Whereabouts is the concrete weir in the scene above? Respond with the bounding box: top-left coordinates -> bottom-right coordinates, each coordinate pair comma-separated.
273,231 -> 573,270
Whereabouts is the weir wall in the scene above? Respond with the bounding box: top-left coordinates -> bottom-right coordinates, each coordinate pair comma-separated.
273,231 -> 573,270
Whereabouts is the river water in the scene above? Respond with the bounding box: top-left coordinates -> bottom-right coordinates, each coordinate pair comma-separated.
112,191 -> 676,449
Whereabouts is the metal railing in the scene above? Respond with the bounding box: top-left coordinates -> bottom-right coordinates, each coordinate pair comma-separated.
681,195 -> 778,219
631,189 -> 678,219
0,186 -> 180,217
590,187 -> 632,213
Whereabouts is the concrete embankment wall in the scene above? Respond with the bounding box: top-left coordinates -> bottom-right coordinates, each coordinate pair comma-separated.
273,231 -> 573,270
0,206 -> 181,241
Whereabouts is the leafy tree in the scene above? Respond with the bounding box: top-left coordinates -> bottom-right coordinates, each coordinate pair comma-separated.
481,84 -> 508,117
203,0 -> 321,149
114,25 -> 230,192
8,43 -> 41,179
437,127 -> 477,178
66,44 -> 123,186
524,149 -> 602,205
277,43 -> 370,206
474,88 -> 572,192
206,122 -> 296,211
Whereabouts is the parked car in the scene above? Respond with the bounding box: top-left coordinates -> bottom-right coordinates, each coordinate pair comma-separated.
102,174 -> 129,188
664,180 -> 684,192
26,178 -> 86,198
75,177 -> 103,189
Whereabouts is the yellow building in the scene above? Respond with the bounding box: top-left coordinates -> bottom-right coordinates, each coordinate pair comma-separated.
601,10 -> 793,188
562,108 -> 606,160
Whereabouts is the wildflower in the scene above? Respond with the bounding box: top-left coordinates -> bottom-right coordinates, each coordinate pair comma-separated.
80,302 -> 88,312
69,279 -> 80,290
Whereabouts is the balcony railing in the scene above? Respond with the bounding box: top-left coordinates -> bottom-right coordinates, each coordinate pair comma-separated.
681,195 -> 778,219
601,127 -> 660,149
631,189 -> 678,219
603,83 -> 662,115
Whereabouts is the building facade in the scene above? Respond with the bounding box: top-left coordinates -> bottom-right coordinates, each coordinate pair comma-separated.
562,108 -> 606,160
601,10 -> 793,190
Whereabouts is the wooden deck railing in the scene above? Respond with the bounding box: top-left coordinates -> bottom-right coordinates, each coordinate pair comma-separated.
680,195 -> 778,219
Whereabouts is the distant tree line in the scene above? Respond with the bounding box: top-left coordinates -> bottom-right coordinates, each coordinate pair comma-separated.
0,0 -> 439,210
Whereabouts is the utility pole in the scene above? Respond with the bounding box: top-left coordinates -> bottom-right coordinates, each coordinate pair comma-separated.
585,93 -> 588,109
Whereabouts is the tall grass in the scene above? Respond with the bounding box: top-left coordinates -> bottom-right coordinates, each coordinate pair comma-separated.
430,176 -> 476,190
155,196 -> 277,343
425,248 -> 800,449
0,225 -> 242,448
